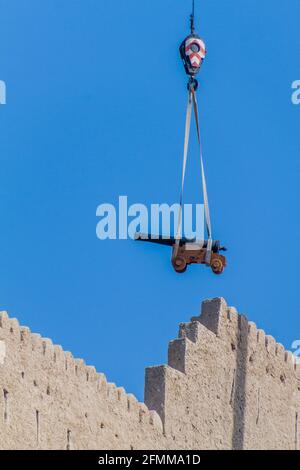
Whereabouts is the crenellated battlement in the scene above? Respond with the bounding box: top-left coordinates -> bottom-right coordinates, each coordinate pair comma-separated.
0,309 -> 163,450
1,299 -> 299,450
145,298 -> 300,449
169,298 -> 299,381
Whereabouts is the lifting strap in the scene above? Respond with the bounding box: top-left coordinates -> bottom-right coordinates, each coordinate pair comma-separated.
176,91 -> 193,243
176,87 -> 213,264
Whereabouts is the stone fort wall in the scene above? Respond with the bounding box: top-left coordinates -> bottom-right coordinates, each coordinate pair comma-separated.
0,297 -> 299,450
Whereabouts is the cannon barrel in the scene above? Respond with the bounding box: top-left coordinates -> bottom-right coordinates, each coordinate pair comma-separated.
134,233 -> 226,253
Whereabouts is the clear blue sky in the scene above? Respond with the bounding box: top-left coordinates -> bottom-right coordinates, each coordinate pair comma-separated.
0,0 -> 299,401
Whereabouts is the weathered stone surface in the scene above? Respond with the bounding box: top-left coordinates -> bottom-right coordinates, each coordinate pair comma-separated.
1,298 -> 299,450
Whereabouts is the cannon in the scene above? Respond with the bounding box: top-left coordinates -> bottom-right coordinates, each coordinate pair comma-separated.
135,233 -> 227,275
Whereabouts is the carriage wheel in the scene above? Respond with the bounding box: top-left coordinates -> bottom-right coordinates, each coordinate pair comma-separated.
211,258 -> 224,275
172,256 -> 187,273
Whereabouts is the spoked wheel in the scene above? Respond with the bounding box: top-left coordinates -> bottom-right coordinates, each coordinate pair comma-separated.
211,257 -> 224,275
172,256 -> 187,273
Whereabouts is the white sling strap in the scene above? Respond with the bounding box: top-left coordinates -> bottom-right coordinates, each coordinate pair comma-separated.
191,90 -> 213,263
176,87 -> 213,265
175,90 -> 193,242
